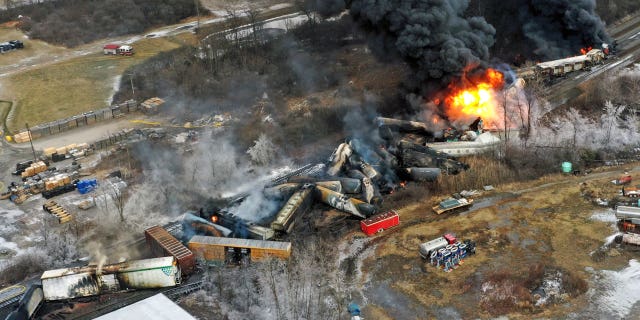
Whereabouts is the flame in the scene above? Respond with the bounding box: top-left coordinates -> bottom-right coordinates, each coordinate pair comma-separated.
580,46 -> 593,55
442,68 -> 505,123
211,215 -> 218,224
399,181 -> 407,188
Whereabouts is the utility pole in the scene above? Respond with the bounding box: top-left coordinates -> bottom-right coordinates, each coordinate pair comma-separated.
25,123 -> 37,161
194,0 -> 201,35
128,73 -> 135,98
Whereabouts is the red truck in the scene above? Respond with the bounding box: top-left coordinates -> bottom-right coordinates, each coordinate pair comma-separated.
360,210 -> 400,236
613,173 -> 632,185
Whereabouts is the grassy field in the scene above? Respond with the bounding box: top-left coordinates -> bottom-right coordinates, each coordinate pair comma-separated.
0,26 -> 69,69
0,33 -> 192,133
360,163 -> 636,319
0,100 -> 11,136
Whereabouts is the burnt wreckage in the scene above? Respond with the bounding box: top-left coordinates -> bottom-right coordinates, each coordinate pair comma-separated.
198,117 -> 471,237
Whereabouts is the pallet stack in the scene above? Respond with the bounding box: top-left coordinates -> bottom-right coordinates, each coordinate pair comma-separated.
43,200 -> 73,224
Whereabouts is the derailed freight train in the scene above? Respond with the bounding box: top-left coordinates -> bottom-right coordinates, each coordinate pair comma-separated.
40,257 -> 180,301
4,285 -> 43,320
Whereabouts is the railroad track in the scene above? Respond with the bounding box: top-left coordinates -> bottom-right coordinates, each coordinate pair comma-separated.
0,285 -> 26,310
228,163 -> 325,205
57,280 -> 204,319
162,280 -> 204,300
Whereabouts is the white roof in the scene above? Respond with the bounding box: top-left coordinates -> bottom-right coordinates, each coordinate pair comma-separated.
537,55 -> 588,69
118,45 -> 133,50
95,294 -> 196,320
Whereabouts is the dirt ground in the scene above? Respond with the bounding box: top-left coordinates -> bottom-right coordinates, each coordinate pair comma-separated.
353,165 -> 639,319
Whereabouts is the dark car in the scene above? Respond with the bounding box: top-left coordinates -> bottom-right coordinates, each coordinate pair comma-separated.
0,42 -> 12,52
9,40 -> 24,49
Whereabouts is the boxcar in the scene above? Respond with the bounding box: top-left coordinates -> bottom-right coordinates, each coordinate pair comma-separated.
144,225 -> 196,275
188,236 -> 291,264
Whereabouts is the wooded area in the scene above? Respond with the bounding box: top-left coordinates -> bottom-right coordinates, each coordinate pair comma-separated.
0,0 -> 198,46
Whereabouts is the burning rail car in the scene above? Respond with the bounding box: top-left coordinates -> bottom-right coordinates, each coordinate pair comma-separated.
199,117 -> 476,238
40,257 -> 181,301
535,48 -> 606,78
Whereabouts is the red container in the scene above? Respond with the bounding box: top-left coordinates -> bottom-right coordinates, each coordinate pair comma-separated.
144,225 -> 195,275
360,210 -> 400,236
443,233 -> 457,244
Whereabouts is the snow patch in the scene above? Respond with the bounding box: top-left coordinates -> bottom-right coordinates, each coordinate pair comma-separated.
0,237 -> 19,252
590,259 -> 640,318
268,3 -> 292,10
0,209 -> 27,223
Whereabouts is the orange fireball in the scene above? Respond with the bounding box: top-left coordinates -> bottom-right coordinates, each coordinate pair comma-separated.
443,68 -> 505,124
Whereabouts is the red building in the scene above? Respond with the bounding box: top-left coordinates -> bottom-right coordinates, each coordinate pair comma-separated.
103,44 -> 119,55
360,210 -> 400,236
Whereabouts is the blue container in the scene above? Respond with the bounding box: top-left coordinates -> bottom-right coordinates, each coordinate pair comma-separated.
77,179 -> 98,194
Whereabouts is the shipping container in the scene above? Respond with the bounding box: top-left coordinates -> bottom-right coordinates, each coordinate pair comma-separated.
144,226 -> 196,275
360,210 -> 400,236
188,236 -> 291,264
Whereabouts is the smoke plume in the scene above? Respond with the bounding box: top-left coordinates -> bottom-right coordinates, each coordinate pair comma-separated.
347,0 -> 496,88
519,0 -> 611,59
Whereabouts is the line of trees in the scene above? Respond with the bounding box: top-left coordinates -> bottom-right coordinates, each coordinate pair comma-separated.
0,0 -> 199,47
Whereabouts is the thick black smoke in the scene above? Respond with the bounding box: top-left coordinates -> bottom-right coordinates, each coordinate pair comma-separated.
313,0 -> 612,68
349,0 -> 495,86
519,0 -> 611,59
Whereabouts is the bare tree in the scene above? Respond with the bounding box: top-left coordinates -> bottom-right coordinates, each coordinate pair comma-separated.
247,133 -> 278,166
245,6 -> 264,46
295,0 -> 315,26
